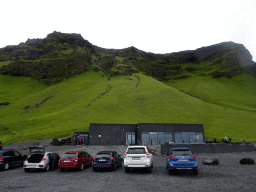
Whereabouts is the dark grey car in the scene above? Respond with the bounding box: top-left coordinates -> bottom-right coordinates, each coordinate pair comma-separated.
92,151 -> 123,171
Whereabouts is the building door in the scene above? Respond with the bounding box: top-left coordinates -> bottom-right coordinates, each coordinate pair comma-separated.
126,132 -> 136,145
79,134 -> 89,145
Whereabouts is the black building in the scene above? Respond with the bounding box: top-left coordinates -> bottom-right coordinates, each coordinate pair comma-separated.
89,123 -> 204,145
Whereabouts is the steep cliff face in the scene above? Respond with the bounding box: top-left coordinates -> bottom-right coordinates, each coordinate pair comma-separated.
193,42 -> 253,66
0,32 -> 255,84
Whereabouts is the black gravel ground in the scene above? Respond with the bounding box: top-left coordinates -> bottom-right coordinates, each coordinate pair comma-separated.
1,142 -> 256,192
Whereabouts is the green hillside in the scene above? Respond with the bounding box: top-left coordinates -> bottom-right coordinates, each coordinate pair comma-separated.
1,31 -> 256,145
165,74 -> 256,112
1,71 -> 256,145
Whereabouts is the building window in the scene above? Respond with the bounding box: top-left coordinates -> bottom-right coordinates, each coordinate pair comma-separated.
164,132 -> 173,144
126,132 -> 136,145
182,132 -> 189,143
175,132 -> 182,143
196,132 -> 203,143
174,132 -> 203,143
189,132 -> 197,143
141,132 -> 149,145
141,132 -> 172,145
150,132 -> 158,144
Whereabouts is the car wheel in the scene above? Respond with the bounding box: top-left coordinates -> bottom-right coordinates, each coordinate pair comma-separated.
168,169 -> 174,175
147,167 -> 152,173
166,164 -> 168,169
79,163 -> 84,171
125,167 -> 130,173
112,163 -> 117,171
45,164 -> 50,172
4,163 -> 10,171
24,168 -> 30,172
193,169 -> 198,175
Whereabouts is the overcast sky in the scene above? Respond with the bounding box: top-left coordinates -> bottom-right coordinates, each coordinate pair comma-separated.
1,0 -> 256,61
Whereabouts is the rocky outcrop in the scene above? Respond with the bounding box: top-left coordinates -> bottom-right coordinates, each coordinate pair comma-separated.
41,44 -> 59,55
25,49 -> 42,60
46,31 -> 95,52
25,38 -> 41,46
194,42 -> 253,66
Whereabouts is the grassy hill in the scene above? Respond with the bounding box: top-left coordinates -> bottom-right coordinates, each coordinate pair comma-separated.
1,31 -> 256,145
1,70 -> 256,145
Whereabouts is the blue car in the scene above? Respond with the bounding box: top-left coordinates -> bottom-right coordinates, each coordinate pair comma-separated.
92,151 -> 122,171
166,147 -> 198,175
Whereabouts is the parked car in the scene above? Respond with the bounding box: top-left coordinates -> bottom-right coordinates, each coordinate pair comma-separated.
0,141 -> 2,149
92,151 -> 122,171
58,151 -> 93,171
166,147 -> 198,175
0,149 -> 27,171
23,146 -> 60,172
124,146 -> 153,173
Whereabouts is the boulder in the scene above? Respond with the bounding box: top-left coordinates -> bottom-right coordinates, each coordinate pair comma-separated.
239,158 -> 254,165
202,158 -> 219,165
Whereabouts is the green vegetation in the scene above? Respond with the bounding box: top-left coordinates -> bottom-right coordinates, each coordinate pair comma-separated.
1,71 -> 256,145
0,32 -> 256,145
165,74 -> 256,112
0,61 -> 11,66
115,56 -> 125,62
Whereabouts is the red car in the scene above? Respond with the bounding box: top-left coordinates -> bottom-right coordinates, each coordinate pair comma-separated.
58,151 -> 93,171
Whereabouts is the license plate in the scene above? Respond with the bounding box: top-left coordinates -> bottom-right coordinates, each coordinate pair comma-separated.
179,160 -> 188,162
28,166 -> 36,168
64,160 -> 70,162
132,157 -> 141,160
99,159 -> 106,161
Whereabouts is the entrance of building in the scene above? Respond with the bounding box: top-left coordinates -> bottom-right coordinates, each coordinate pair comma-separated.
126,132 -> 136,145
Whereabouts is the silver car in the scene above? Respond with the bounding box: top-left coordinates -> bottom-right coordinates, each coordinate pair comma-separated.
23,146 -> 60,172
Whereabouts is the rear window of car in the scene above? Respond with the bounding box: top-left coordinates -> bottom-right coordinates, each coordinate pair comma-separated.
31,149 -> 44,153
0,151 -> 3,156
127,148 -> 146,154
96,152 -> 112,157
62,153 -> 77,158
95,154 -> 111,158
97,151 -> 112,155
172,150 -> 192,156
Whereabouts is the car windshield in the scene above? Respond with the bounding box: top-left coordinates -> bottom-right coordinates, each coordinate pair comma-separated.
127,148 -> 146,154
62,153 -> 77,158
172,150 -> 192,156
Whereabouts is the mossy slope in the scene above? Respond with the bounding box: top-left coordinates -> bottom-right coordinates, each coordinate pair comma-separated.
1,71 -> 256,145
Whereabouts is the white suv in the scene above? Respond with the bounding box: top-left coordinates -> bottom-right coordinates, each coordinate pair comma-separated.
124,146 -> 153,173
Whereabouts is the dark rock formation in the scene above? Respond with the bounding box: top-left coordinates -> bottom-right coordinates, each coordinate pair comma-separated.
194,42 -> 253,66
202,158 -> 219,165
239,158 -> 254,164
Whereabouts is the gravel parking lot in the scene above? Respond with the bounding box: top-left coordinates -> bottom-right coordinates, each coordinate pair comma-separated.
1,143 -> 256,192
